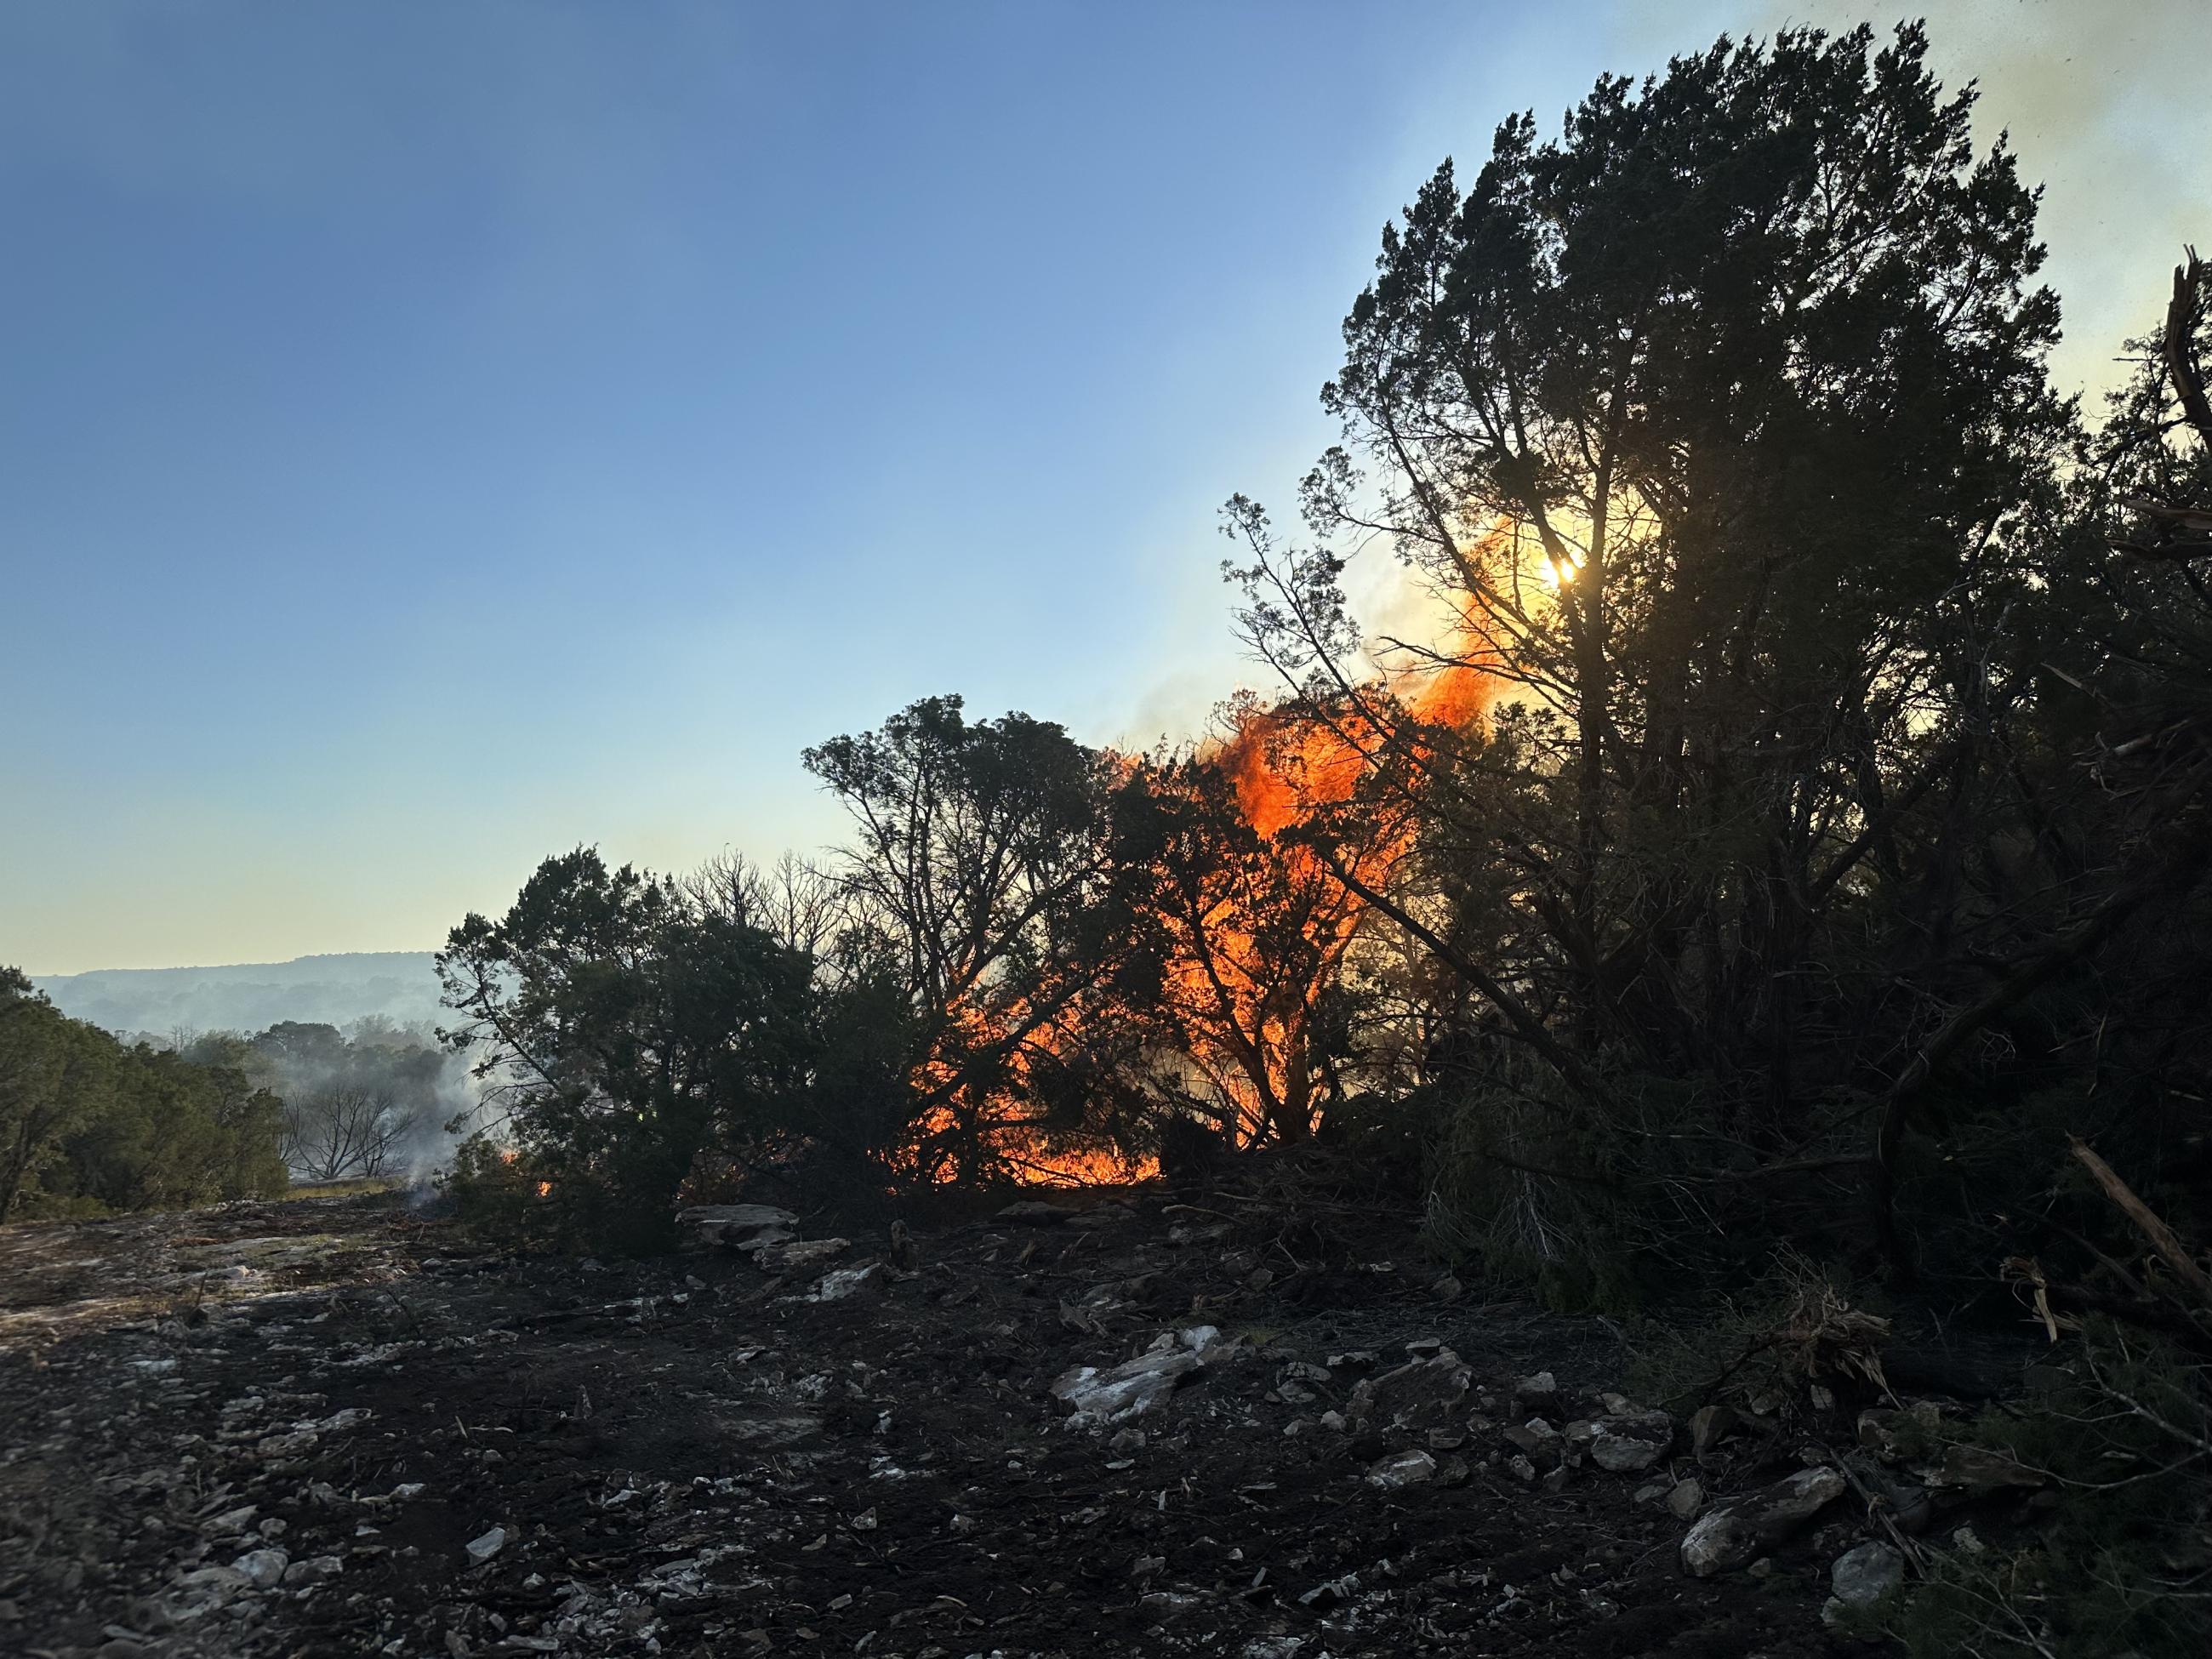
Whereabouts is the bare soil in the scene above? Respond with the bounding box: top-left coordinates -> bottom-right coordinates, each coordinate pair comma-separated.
0,1188 -> 1885,1657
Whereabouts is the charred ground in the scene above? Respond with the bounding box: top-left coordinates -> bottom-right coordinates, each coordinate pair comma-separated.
0,1186 -> 2040,1659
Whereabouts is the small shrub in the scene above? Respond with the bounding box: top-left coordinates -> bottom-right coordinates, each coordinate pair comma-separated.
1419,1061 -> 1645,1313
1625,1250 -> 1891,1412
1887,1320 -> 2210,1659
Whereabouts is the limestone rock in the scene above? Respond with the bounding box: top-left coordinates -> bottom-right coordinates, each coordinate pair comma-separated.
1364,1448 -> 1438,1491
755,1236 -> 851,1272
807,1263 -> 891,1303
1347,1352 -> 1474,1435
1680,1466 -> 1847,1576
231,1548 -> 289,1590
1513,1371 -> 1560,1417
676,1204 -> 797,1248
1589,1409 -> 1674,1473
1821,1540 -> 1905,1630
1502,1418 -> 1562,1467
1689,1402 -> 1736,1456
1053,1336 -> 1221,1428
281,1554 -> 344,1588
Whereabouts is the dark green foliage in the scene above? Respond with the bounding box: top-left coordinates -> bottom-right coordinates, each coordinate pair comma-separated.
0,968 -> 116,1221
57,1045 -> 289,1213
1218,20 -> 2212,1310
436,847 -> 904,1251
1890,1322 -> 2210,1658
0,967 -> 288,1219
431,699 -> 1154,1244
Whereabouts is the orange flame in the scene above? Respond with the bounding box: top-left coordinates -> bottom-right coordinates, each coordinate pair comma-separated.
1150,619 -> 1502,1149
881,594 -> 1502,1186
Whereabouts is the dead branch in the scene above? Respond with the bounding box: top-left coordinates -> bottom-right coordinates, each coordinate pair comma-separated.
2164,246 -> 2212,449
2069,1137 -> 2212,1309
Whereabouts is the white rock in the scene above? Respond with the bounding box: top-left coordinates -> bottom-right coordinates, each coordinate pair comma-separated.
465,1526 -> 508,1565
755,1237 -> 850,1270
174,1565 -> 250,1601
1589,1410 -> 1674,1473
282,1554 -> 344,1588
1514,1371 -> 1559,1409
1821,1539 -> 1905,1628
675,1203 -> 798,1246
203,1503 -> 259,1535
1364,1448 -> 1439,1490
1053,1347 -> 1205,1426
808,1263 -> 890,1302
1681,1467 -> 1847,1576
231,1548 -> 289,1589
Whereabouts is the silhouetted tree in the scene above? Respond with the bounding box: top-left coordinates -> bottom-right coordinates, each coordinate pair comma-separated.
437,848 -> 828,1247
804,696 -> 1130,1182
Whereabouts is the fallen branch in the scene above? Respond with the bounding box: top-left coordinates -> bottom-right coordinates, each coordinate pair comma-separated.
2069,1137 -> 2212,1309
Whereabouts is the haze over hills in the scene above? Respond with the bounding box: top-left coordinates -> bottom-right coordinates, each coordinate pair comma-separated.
33,952 -> 444,1040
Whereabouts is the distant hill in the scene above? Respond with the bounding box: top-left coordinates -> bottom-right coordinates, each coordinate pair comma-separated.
34,952 -> 446,1040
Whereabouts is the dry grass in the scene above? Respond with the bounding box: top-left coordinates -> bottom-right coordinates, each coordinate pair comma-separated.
280,1176 -> 402,1200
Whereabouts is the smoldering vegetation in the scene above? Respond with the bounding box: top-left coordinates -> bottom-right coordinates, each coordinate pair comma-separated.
239,1020 -> 476,1187
0,1002 -> 479,1220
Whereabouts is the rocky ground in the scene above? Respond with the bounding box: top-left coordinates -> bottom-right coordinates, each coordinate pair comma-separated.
0,1184 -> 2030,1658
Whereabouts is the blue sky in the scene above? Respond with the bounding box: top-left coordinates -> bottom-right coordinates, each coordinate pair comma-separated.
4,2 -> 2206,974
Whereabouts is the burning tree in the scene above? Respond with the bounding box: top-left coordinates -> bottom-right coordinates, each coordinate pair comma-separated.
804,695 -> 1142,1184
1226,23 -> 2104,1285
1112,693 -> 1434,1151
